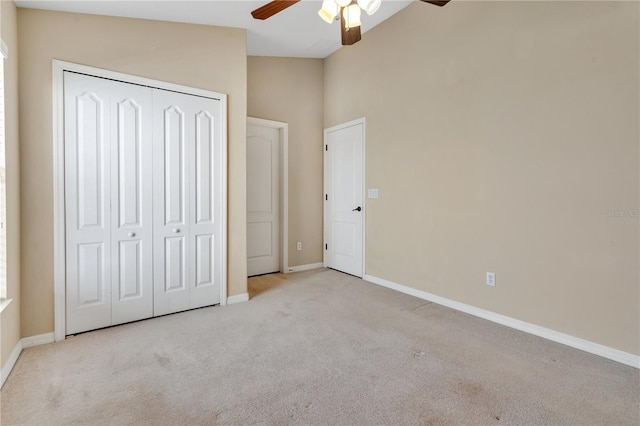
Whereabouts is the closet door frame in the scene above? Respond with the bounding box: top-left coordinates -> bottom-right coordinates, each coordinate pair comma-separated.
52,60 -> 228,342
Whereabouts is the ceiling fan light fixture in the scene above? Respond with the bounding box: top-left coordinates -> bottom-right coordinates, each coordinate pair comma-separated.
336,0 -> 352,7
357,0 -> 381,16
318,0 -> 339,24
342,4 -> 362,29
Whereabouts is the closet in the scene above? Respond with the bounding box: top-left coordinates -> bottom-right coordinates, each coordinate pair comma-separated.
64,71 -> 224,335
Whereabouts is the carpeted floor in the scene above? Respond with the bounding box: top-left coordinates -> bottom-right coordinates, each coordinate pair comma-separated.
1,268 -> 638,425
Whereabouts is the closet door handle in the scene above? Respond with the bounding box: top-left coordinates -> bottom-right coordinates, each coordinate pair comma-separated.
173,228 -> 180,233
128,232 -> 136,238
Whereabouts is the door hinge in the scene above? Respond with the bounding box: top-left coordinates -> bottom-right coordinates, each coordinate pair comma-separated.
325,194 -> 328,201
325,243 -> 328,250
325,145 -> 328,151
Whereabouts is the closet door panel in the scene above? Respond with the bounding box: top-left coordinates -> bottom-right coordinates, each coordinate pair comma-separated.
64,72 -> 112,334
195,111 -> 214,225
195,234 -> 213,288
117,240 -> 141,298
164,236 -> 186,292
153,90 -> 190,316
110,82 -> 154,325
164,106 -> 186,225
153,89 -> 222,314
65,70 -> 225,333
189,96 -> 222,308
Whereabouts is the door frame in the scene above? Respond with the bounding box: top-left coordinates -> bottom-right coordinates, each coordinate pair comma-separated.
52,60 -> 228,342
247,117 -> 289,274
323,117 -> 366,277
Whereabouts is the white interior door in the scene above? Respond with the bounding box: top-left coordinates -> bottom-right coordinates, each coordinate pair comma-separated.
66,72 -> 223,332
247,124 -> 280,276
153,89 -> 222,316
65,72 -> 154,334
65,72 -> 113,334
188,95 -> 223,309
60,65 -> 227,338
110,81 -> 154,325
324,120 -> 364,278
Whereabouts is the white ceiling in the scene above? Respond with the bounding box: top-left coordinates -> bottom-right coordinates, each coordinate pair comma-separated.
15,0 -> 414,58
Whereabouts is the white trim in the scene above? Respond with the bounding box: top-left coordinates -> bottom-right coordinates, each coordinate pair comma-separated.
0,298 -> 12,313
52,60 -> 228,335
361,120 -> 366,277
53,61 -> 66,341
54,60 -> 224,100
220,92 -> 228,307
247,117 -> 289,275
1,339 -> 21,389
287,263 -> 324,273
1,333 -> 55,389
226,293 -> 249,305
21,332 -> 55,349
323,117 -> 366,278
0,39 -> 8,59
364,274 -> 640,369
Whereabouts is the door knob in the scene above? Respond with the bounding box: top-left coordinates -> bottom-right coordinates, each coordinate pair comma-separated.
173,228 -> 180,233
128,232 -> 136,237
352,206 -> 362,212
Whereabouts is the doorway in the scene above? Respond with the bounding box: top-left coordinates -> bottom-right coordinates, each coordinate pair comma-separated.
323,118 -> 365,278
53,61 -> 228,340
246,117 -> 288,276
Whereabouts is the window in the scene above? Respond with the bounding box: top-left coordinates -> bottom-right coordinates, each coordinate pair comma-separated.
0,39 -> 8,301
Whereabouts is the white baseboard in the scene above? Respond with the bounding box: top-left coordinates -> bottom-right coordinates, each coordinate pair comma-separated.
0,298 -> 13,314
1,339 -> 22,389
226,293 -> 249,305
287,263 -> 323,273
22,332 -> 55,349
364,274 -> 640,369
1,332 -> 56,389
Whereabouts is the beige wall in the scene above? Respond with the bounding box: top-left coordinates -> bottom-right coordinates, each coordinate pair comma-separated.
247,56 -> 324,267
324,1 -> 639,355
17,9 -> 247,337
5,0 -> 639,361
0,0 -> 21,372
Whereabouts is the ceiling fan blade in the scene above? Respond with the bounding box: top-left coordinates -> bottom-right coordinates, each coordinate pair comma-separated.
340,7 -> 362,46
251,0 -> 301,20
420,0 -> 451,6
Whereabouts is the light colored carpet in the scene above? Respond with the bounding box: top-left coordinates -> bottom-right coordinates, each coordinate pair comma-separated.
1,268 -> 638,425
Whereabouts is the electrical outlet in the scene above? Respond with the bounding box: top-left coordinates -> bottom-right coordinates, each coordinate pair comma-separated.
296,242 -> 302,251
486,272 -> 496,286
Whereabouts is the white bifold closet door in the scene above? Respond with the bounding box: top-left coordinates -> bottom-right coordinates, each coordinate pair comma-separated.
65,71 -> 223,335
152,90 -> 222,316
65,72 -> 154,334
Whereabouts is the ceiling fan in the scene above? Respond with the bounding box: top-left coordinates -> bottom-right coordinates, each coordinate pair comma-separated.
251,0 -> 451,46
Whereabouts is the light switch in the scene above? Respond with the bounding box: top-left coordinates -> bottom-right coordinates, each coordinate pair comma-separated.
368,189 -> 379,199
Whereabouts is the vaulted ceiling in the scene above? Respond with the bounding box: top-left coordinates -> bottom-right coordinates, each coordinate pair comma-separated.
15,0 -> 414,58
